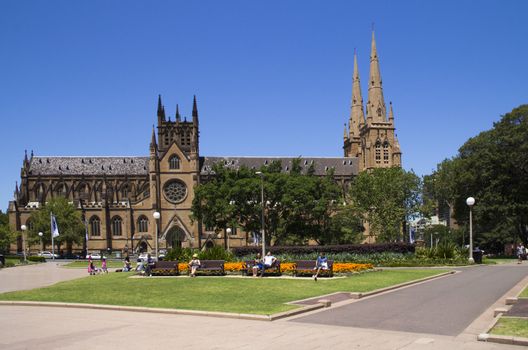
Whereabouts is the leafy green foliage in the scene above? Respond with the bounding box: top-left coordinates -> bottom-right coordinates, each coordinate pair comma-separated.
192,160 -> 362,245
427,105 -> 528,252
0,211 -> 15,253
349,167 -> 421,242
27,197 -> 85,254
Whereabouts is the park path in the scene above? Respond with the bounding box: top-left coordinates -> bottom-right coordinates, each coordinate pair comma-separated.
0,261 -> 87,293
292,264 -> 528,336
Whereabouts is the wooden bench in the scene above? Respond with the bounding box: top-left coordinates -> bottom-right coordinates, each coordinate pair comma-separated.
189,260 -> 225,276
243,260 -> 281,276
294,260 -> 334,277
151,260 -> 179,276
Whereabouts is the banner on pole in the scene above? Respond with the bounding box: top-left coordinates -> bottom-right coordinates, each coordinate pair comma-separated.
51,214 -> 60,237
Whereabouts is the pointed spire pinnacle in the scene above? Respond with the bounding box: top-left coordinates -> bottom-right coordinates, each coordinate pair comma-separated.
192,95 -> 199,125
389,101 -> 394,124
150,125 -> 157,152
367,29 -> 386,123
157,95 -> 166,122
176,104 -> 181,122
343,123 -> 348,141
349,50 -> 365,137
24,149 -> 29,166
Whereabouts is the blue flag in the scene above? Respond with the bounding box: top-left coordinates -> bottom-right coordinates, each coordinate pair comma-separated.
51,215 -> 60,237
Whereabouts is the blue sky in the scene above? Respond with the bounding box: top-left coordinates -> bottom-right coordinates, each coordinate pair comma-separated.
1,0 -> 527,211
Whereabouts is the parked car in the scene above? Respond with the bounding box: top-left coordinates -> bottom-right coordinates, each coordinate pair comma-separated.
38,251 -> 59,259
87,252 -> 102,260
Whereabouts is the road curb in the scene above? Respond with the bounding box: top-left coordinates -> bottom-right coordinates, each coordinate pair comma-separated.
0,270 -> 455,322
349,270 -> 457,299
0,300 -> 325,322
477,275 -> 528,347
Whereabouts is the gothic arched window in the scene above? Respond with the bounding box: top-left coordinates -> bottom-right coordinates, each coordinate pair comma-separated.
55,184 -> 68,198
90,216 -> 101,236
375,140 -> 382,164
121,185 -> 129,199
35,183 -> 46,202
111,216 -> 122,236
169,155 -> 180,170
137,215 -> 148,233
383,141 -> 390,164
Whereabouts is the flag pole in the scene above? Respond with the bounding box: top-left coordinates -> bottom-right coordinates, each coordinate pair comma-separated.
51,212 -> 55,260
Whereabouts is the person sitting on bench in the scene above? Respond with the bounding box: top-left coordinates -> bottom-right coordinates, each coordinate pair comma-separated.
189,253 -> 201,277
313,252 -> 328,281
261,251 -> 276,277
252,253 -> 263,277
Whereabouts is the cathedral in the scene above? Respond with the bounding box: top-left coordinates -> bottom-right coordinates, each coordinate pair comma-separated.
8,32 -> 401,254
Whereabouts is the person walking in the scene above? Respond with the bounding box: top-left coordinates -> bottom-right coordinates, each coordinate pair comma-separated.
517,243 -> 526,264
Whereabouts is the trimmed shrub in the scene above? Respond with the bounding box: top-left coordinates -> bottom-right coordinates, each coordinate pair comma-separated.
232,243 -> 415,257
28,256 -> 46,263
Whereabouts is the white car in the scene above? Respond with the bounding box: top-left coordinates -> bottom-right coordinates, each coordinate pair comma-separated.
87,253 -> 102,260
38,251 -> 59,259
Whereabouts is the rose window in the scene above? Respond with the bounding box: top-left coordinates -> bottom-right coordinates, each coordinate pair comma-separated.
163,180 -> 187,203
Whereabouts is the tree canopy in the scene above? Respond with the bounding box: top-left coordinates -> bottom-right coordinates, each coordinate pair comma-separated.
0,210 -> 14,253
426,104 -> 528,252
191,160 -> 364,245
349,167 -> 421,242
27,197 -> 85,254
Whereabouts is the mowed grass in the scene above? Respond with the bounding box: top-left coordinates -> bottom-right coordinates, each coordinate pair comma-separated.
63,260 -> 124,269
519,285 -> 528,298
0,269 -> 447,315
491,317 -> 528,338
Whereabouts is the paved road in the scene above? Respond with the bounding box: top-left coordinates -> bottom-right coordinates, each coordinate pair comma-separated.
0,305 -> 521,350
0,261 -> 87,293
292,264 -> 528,336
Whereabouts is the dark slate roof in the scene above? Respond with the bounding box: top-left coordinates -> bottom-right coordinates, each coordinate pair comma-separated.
28,155 -> 359,177
200,156 -> 358,177
29,157 -> 149,176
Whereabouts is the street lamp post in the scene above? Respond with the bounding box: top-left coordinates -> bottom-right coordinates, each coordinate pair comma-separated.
153,211 -> 160,261
256,172 -> 266,258
38,232 -> 43,252
226,227 -> 232,252
20,224 -> 27,263
466,197 -> 475,264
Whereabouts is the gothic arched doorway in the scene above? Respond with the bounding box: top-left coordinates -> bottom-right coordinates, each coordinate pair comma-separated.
165,226 -> 186,249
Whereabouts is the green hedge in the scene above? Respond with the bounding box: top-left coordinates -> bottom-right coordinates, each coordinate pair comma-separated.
28,256 -> 46,263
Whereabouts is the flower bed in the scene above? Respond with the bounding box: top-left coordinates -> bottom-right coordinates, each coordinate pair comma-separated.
176,261 -> 373,273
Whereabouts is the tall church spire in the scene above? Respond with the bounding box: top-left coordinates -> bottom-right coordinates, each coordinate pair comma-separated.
157,95 -> 166,124
366,30 -> 386,123
150,125 -> 157,152
192,95 -> 199,126
175,104 -> 181,122
349,50 -> 365,137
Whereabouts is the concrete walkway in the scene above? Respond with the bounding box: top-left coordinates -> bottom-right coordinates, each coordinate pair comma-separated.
293,264 -> 528,336
0,305 -> 522,350
0,261 -> 87,293
0,262 -> 526,349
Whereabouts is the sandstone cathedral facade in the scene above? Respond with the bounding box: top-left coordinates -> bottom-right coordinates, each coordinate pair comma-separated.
8,32 -> 401,254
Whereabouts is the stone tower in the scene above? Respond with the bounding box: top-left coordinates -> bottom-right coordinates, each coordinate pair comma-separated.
344,31 -> 402,170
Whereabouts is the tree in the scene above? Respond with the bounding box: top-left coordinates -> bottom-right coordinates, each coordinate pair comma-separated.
427,105 -> 528,252
0,211 -> 15,253
27,197 -> 85,254
349,167 -> 421,242
191,160 -> 358,245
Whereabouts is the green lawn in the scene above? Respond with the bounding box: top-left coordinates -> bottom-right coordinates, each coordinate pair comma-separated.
491,317 -> 528,338
0,269 -> 447,315
63,260 -> 124,269
484,258 -> 518,265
